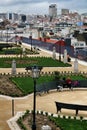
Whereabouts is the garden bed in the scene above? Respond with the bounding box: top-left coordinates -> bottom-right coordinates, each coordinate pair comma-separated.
15,110 -> 87,130
17,111 -> 58,130
0,57 -> 71,68
0,75 -> 23,97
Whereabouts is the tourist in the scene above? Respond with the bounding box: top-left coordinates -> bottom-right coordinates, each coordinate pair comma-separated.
62,77 -> 67,88
66,77 -> 72,90
73,80 -> 79,87
57,83 -> 63,91
67,54 -> 71,62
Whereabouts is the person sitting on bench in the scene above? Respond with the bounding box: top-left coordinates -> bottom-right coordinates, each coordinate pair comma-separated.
57,83 -> 63,91
66,77 -> 72,90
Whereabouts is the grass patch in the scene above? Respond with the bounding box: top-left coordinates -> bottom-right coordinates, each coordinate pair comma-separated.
11,75 -> 54,94
62,75 -> 87,80
0,47 -> 39,55
49,116 -> 87,130
0,48 -> 22,54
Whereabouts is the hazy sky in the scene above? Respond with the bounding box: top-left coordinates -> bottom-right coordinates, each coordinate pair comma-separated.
0,0 -> 87,14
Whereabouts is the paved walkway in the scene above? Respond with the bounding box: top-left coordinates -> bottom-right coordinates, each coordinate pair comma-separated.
0,45 -> 87,130
1,90 -> 87,130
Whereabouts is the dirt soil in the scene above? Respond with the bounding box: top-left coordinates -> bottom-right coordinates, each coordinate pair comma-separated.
21,113 -> 61,130
0,75 -> 23,97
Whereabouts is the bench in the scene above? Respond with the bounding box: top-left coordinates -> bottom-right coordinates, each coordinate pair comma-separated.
55,101 -> 87,116
60,80 -> 87,89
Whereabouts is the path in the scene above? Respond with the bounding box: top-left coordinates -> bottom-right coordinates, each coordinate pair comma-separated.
1,90 -> 87,130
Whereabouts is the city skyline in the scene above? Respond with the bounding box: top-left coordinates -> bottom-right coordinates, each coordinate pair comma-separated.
0,0 -> 87,15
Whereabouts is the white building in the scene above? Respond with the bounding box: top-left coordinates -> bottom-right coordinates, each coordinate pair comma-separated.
0,13 -> 7,20
7,13 -> 18,22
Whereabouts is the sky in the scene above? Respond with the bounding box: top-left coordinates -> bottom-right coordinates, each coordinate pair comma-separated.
0,0 -> 87,15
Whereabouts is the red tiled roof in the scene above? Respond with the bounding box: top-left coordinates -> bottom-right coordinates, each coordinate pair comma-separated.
55,40 -> 66,46
45,39 -> 57,43
38,38 -> 57,43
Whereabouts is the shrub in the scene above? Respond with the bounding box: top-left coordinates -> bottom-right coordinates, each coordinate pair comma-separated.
45,112 -> 48,116
80,116 -> 83,120
41,111 -> 43,115
63,115 -> 66,119
54,71 -> 60,80
68,116 -> 71,119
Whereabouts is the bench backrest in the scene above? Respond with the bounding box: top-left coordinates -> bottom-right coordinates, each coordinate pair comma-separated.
55,101 -> 87,110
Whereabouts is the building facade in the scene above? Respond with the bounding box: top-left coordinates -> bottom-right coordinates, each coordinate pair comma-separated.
7,13 -> 19,22
0,13 -> 7,20
61,9 -> 69,15
49,4 -> 57,17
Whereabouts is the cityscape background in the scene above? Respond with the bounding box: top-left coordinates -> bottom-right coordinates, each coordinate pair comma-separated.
0,3 -> 87,61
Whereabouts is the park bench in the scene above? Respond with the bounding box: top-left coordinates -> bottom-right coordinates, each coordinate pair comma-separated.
59,80 -> 87,89
55,101 -> 87,116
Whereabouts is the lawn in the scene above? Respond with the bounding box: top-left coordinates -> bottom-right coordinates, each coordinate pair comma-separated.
0,57 -> 71,68
11,75 -> 54,94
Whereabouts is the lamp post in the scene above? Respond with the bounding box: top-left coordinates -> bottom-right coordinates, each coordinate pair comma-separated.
58,39 -> 62,61
6,26 -> 9,43
25,65 -> 42,130
74,48 -> 78,73
29,32 -> 32,51
58,38 -> 64,62
12,99 -> 14,117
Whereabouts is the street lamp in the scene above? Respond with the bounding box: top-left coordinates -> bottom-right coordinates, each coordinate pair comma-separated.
58,38 -> 64,62
58,39 -> 62,61
6,26 -> 9,43
74,48 -> 78,73
59,41 -> 61,61
29,32 -> 32,51
25,65 -> 42,130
